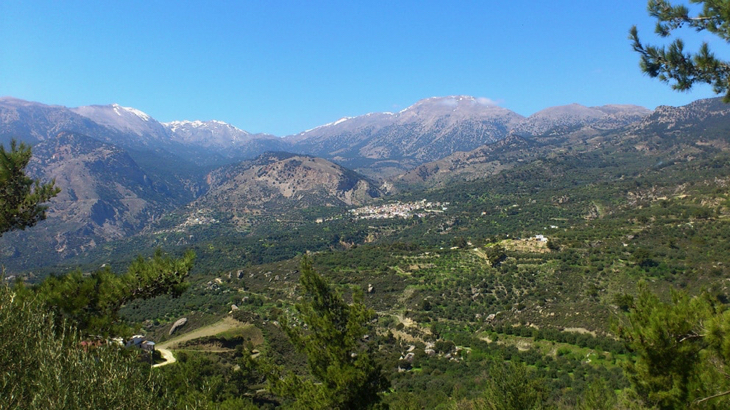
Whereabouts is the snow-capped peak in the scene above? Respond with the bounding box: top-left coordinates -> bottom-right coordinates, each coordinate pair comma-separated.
112,103 -> 151,122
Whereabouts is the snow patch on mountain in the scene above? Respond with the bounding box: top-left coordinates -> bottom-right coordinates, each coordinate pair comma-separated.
164,120 -> 249,135
112,104 -> 151,121
302,116 -> 356,133
70,103 -> 167,140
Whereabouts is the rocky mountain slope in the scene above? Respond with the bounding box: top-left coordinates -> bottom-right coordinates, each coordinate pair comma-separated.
629,97 -> 730,138
68,103 -> 287,166
71,103 -> 170,144
286,96 -> 525,175
394,97 -> 730,187
0,98 -> 283,167
396,134 -> 536,187
1,132 -> 179,262
511,103 -> 651,136
162,120 -> 286,160
4,95 -> 724,270
1,95 -> 653,176
0,97 -> 121,146
194,152 -> 383,221
283,97 -> 652,177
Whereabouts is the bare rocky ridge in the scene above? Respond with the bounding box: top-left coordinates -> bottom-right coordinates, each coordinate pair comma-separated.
397,97 -> 730,187
397,135 -> 535,186
71,104 -> 169,144
196,152 -> 383,220
1,96 -> 652,174
164,120 -> 252,147
286,96 -> 525,174
162,120 -> 287,160
0,98 -> 284,166
612,98 -> 730,158
68,103 -> 287,164
0,97 -> 120,146
511,103 -> 651,137
279,97 -> 652,178
631,98 -> 730,134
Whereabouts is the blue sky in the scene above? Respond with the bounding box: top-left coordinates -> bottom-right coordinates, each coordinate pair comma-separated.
1,1 -> 727,136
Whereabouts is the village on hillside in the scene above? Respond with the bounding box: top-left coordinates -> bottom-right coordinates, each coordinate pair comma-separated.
348,200 -> 450,220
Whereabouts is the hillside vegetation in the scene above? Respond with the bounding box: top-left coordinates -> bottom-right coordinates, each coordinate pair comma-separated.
4,97 -> 730,408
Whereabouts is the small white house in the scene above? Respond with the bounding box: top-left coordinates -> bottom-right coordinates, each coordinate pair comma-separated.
126,335 -> 145,348
140,341 -> 155,353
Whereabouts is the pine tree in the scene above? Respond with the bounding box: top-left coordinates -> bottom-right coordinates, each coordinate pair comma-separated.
28,249 -> 195,337
478,360 -> 549,410
266,256 -> 389,409
630,1 -> 730,101
615,282 -> 730,409
0,139 -> 60,235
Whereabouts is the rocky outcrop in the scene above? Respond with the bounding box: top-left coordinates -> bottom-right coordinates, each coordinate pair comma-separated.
169,318 -> 188,335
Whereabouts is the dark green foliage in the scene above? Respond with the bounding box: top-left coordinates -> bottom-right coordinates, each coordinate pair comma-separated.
480,361 -> 550,410
0,139 -> 59,235
160,352 -> 259,409
631,1 -> 730,100
386,322 -> 629,408
451,236 -> 468,249
615,283 -> 730,409
267,257 -> 389,409
546,238 -> 559,251
631,248 -> 658,269
485,244 -> 507,267
28,249 -> 195,337
575,378 -> 618,410
614,293 -> 636,312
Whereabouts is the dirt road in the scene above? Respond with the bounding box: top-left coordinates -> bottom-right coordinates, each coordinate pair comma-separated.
152,316 -> 246,368
153,347 -> 176,368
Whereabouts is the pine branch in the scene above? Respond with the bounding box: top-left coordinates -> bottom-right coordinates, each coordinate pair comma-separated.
695,389 -> 730,405
677,332 -> 703,343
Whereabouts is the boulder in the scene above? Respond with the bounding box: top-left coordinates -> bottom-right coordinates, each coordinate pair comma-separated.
169,317 -> 188,335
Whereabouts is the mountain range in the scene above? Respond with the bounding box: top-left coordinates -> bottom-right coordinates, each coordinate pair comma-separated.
287,97 -> 649,176
1,94 -> 725,269
0,95 -> 650,172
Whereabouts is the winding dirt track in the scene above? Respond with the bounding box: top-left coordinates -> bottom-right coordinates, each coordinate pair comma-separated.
153,348 -> 176,368
152,317 -> 245,368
